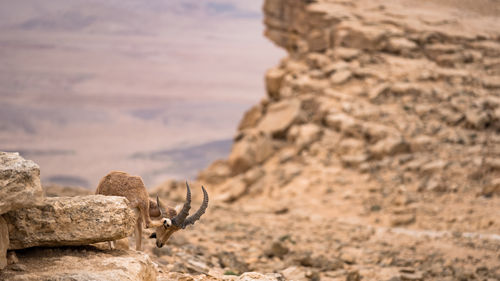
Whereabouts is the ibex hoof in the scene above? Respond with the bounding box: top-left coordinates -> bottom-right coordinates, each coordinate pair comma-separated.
162,218 -> 172,228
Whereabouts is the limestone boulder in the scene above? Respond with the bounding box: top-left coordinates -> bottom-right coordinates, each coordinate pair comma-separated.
335,22 -> 391,50
0,152 -> 44,215
228,132 -> 275,175
265,67 -> 287,100
0,216 -> 8,269
0,247 -> 156,281
257,99 -> 302,136
4,195 -> 135,250
238,104 -> 263,130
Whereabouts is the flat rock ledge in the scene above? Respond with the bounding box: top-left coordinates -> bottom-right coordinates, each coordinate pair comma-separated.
4,195 -> 136,250
0,247 -> 157,281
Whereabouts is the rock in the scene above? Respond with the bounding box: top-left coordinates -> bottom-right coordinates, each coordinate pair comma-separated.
330,69 -> 352,84
306,53 -> 331,69
43,185 -> 93,197
482,76 -> 500,89
186,258 -> 210,274
385,37 -> 418,54
228,132 -> 275,175
346,270 -> 361,281
296,252 -> 343,271
421,160 -> 447,174
266,241 -> 289,259
236,272 -> 284,281
465,110 -> 490,129
390,213 -> 416,226
7,251 -> 18,265
266,67 -> 287,100
239,105 -> 263,130
257,99 -> 302,135
281,266 -> 307,281
289,123 -> 322,148
0,216 -> 8,269
369,83 -> 391,101
198,160 -> 232,185
307,29 -> 330,52
390,83 -> 425,97
400,272 -> 423,281
330,47 -> 360,61
0,247 -> 157,281
216,251 -> 249,274
341,154 -> 369,168
9,263 -> 27,272
410,136 -> 435,152
335,22 -> 388,50
369,136 -> 410,159
480,178 -> 500,197
0,152 -> 44,215
4,195 -> 135,249
324,112 -> 362,137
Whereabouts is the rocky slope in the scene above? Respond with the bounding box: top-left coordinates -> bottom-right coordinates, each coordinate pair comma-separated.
201,0 -> 500,202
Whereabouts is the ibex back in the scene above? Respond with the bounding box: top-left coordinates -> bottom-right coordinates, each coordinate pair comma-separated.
95,171 -> 208,251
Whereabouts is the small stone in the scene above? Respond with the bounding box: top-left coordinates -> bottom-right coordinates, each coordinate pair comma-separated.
400,272 -> 423,281
186,259 -> 209,274
391,213 -> 416,226
330,69 -> 352,84
236,272 -> 284,281
385,37 -> 418,54
480,178 -> 500,197
421,160 -> 447,174
266,241 -> 289,259
10,263 -> 27,271
217,251 -> 249,274
266,67 -> 287,99
6,251 -> 18,265
340,252 -> 356,265
346,270 -> 361,281
281,266 -> 307,281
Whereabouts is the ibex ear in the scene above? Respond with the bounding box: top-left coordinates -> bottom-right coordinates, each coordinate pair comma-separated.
149,232 -> 156,239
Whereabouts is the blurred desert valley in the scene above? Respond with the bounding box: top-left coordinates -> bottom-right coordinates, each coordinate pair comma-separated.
0,0 -> 284,188
1,0 -> 500,280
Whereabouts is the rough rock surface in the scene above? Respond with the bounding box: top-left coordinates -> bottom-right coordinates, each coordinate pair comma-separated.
0,247 -> 157,281
0,216 -> 8,269
4,195 -> 135,249
200,0 -> 500,202
0,152 -> 44,215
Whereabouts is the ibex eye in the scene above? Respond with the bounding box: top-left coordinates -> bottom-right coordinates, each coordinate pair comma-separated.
149,233 -> 156,239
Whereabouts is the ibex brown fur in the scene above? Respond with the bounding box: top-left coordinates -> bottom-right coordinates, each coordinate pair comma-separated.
96,171 -> 208,251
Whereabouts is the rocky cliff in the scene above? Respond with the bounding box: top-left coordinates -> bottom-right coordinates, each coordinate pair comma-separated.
200,0 -> 500,202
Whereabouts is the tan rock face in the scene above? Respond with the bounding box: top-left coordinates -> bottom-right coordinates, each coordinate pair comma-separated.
4,195 -> 135,250
0,216 -> 8,270
0,152 -> 44,215
0,247 -> 156,281
257,99 -> 302,135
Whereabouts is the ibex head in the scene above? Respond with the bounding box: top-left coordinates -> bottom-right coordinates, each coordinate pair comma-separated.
150,182 -> 208,248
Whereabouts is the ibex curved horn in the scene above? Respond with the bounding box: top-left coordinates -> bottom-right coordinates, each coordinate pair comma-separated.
171,181 -> 192,226
156,194 -> 166,217
182,186 -> 208,229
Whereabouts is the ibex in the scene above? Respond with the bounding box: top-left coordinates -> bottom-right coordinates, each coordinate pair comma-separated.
95,171 -> 208,251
